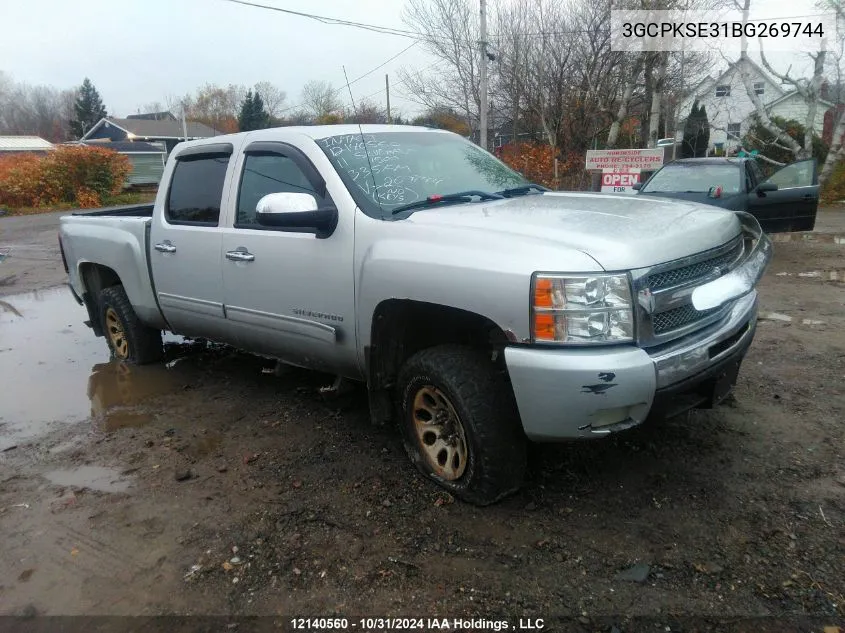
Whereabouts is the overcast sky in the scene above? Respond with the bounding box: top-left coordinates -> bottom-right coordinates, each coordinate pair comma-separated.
0,0 -> 436,117
0,0 -> 833,119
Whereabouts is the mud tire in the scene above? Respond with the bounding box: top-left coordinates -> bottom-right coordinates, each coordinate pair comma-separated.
99,285 -> 163,365
396,345 -> 526,505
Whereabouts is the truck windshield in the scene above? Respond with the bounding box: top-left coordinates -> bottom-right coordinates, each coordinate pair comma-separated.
316,131 -> 527,218
641,163 -> 741,194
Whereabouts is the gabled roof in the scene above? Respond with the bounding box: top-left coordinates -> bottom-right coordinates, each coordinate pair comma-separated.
81,117 -> 220,141
763,89 -> 835,111
0,135 -> 53,151
691,57 -> 784,101
126,111 -> 176,121
80,140 -> 166,153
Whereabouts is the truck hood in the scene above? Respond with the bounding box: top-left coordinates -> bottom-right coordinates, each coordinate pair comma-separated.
405,192 -> 741,270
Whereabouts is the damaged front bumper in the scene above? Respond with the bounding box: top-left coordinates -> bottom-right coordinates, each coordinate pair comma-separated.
505,214 -> 772,441
505,292 -> 758,440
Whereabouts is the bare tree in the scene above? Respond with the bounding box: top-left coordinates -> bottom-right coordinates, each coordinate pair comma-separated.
254,81 -> 287,118
818,0 -> 845,183
180,83 -> 245,133
0,72 -> 76,142
300,80 -> 343,119
400,0 -> 481,133
346,99 -> 388,124
607,55 -> 644,148
729,0 -> 823,163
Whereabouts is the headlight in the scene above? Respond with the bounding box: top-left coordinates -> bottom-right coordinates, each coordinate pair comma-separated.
531,273 -> 634,344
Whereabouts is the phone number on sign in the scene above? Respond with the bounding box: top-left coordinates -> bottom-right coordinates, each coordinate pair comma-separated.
621,21 -> 825,39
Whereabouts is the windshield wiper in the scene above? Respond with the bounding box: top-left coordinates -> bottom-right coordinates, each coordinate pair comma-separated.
496,183 -> 549,197
391,190 -> 503,216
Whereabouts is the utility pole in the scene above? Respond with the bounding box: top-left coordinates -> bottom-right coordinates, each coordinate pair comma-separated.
181,102 -> 188,141
479,0 -> 488,150
385,74 -> 392,124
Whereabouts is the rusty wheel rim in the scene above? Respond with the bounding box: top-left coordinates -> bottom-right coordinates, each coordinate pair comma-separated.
411,385 -> 468,481
105,307 -> 129,360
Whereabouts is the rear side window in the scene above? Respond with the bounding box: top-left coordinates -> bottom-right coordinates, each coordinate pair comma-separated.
166,155 -> 230,225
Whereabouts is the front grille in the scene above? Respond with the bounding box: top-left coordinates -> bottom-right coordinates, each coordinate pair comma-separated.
653,304 -> 721,334
647,239 -> 743,291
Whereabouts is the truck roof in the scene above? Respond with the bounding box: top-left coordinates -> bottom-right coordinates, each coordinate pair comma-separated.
186,124 -> 450,146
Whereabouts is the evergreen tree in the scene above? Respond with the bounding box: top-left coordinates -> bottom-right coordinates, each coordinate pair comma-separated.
69,78 -> 107,139
251,91 -> 271,129
238,90 -> 255,131
694,106 -> 710,158
238,90 -> 271,131
681,102 -> 700,158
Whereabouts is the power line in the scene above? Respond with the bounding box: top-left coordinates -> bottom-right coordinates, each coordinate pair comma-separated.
217,0 -> 476,49
219,0 -> 423,39
274,42 -> 422,116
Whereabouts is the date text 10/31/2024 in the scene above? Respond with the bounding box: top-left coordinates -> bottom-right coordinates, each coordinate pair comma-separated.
290,618 -> 546,631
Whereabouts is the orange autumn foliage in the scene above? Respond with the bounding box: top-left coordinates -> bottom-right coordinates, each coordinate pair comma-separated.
0,145 -> 131,209
498,142 -> 580,190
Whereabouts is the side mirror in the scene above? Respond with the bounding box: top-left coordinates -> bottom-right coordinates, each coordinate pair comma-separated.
256,192 -> 338,239
631,183 -> 642,191
756,182 -> 778,194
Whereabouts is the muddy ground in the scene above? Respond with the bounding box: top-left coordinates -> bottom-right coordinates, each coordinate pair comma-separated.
0,210 -> 843,631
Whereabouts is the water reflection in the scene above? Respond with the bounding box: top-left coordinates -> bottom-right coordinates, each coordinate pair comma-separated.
0,287 -> 194,447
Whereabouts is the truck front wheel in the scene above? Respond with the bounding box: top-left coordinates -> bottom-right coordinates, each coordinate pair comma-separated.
396,345 -> 526,505
99,286 -> 163,365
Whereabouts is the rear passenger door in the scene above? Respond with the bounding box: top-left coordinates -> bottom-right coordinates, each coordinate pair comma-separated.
149,143 -> 234,342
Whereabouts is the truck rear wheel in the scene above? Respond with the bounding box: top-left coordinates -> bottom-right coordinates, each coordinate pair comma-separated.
396,345 -> 526,505
99,286 -> 163,365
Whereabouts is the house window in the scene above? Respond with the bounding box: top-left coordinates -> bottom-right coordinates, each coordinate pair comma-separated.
727,123 -> 742,140
715,85 -> 731,97
754,82 -> 765,95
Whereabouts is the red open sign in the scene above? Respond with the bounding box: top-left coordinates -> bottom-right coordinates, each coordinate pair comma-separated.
601,172 -> 641,187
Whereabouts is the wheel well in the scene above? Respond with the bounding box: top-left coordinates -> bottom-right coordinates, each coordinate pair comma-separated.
78,263 -> 122,336
366,300 -> 511,423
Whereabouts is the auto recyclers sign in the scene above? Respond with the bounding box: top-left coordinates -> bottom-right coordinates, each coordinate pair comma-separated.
586,148 -> 664,196
585,148 -> 664,171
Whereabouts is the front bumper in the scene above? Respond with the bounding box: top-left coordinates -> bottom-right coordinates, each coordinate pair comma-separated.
505,291 -> 758,441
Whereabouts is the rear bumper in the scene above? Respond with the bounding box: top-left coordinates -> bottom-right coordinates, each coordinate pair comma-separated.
505,292 -> 758,441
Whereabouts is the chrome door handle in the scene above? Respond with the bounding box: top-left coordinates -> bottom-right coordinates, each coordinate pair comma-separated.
225,249 -> 255,262
154,241 -> 176,253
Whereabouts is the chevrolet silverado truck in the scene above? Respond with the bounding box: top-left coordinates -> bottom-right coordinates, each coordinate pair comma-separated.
59,125 -> 772,505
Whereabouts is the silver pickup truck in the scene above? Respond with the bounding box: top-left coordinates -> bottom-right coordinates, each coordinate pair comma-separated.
59,124 -> 772,504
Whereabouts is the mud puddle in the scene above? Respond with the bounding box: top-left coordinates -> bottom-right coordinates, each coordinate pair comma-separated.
0,287 -> 201,449
43,466 -> 132,493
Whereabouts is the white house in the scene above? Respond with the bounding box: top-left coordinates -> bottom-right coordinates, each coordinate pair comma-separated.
676,57 -> 832,153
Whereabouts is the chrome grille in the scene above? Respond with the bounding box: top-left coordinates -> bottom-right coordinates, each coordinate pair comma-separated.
633,237 -> 748,347
653,305 -> 721,334
647,239 -> 743,291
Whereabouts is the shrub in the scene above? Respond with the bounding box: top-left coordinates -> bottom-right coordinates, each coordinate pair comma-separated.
821,159 -> 845,204
0,146 -> 131,209
742,116 -> 828,173
498,142 -> 581,190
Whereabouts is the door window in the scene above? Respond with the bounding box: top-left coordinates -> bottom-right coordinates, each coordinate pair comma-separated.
166,155 -> 229,225
764,159 -> 817,189
236,154 -> 324,227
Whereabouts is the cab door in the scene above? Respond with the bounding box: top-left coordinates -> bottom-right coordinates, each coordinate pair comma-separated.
747,159 -> 818,232
219,141 -> 358,377
148,143 -> 235,342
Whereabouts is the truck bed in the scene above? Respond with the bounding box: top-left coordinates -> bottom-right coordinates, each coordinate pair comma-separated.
71,203 -> 154,218
59,211 -> 165,329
